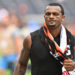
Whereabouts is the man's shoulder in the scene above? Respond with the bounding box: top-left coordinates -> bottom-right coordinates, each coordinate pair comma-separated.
66,29 -> 73,37
23,34 -> 32,49
66,29 -> 75,45
30,29 -> 40,38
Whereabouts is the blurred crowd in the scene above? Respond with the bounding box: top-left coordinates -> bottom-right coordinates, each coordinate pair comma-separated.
0,7 -> 33,75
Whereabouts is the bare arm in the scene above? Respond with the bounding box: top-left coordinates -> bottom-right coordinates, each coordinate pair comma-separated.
13,34 -> 32,75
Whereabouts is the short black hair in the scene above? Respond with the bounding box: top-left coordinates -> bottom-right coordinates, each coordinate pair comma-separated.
48,3 -> 64,15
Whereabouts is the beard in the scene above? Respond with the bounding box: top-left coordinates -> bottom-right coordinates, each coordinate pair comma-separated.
47,22 -> 61,29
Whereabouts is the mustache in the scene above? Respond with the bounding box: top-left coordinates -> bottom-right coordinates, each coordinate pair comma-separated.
47,18 -> 56,21
48,19 -> 56,22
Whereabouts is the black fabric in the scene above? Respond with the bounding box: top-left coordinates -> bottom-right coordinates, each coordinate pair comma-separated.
30,28 -> 75,75
54,33 -> 60,46
41,27 -> 75,60
40,27 -> 67,62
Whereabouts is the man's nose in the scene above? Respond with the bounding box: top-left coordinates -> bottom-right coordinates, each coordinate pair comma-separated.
49,14 -> 54,18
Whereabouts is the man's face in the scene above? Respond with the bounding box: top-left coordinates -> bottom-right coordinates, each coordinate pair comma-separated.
44,6 -> 65,28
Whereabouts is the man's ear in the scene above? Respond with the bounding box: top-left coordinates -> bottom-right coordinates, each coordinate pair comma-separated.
62,15 -> 65,21
44,15 -> 45,18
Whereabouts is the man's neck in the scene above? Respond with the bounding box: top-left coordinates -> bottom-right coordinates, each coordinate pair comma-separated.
48,25 -> 61,38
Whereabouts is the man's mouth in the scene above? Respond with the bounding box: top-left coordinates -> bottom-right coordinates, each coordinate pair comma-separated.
49,20 -> 55,22
49,20 -> 55,24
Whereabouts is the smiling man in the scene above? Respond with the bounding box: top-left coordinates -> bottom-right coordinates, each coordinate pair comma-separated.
13,3 -> 75,75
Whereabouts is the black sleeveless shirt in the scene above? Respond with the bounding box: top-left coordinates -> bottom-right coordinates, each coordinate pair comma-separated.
30,28 -> 74,75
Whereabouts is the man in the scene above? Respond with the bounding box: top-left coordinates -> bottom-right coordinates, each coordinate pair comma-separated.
13,3 -> 75,75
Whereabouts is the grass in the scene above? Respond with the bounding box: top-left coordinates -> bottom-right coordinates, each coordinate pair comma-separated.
5,69 -> 31,75
5,59 -> 31,75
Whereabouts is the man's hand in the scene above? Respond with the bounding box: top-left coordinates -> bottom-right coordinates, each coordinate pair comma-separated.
63,59 -> 75,71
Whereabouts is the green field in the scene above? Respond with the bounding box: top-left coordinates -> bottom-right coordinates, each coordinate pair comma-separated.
5,69 -> 31,75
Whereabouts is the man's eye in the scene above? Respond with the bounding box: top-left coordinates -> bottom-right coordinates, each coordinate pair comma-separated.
46,13 -> 51,16
53,13 -> 59,16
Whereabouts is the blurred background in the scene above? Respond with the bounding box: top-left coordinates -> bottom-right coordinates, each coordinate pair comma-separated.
0,0 -> 75,75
